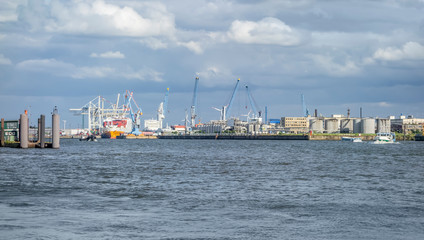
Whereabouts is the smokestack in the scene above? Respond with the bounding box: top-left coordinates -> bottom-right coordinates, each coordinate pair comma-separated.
360,107 -> 362,119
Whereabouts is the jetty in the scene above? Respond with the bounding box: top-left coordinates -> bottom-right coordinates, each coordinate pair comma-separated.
1,108 -> 60,149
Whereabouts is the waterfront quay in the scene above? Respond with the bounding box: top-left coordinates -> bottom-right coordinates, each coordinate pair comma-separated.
158,133 -> 421,141
158,134 -> 308,140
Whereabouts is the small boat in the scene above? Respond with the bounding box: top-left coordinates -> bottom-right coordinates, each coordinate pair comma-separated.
341,137 -> 362,143
80,135 -> 97,142
370,132 -> 397,144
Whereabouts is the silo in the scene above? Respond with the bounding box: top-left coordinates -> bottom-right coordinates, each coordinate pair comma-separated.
353,119 -> 362,133
377,119 -> 391,133
361,118 -> 375,134
325,119 -> 339,133
309,119 -> 324,133
340,119 -> 354,133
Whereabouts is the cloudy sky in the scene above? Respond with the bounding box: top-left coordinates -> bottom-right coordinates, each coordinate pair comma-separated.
1,0 -> 423,128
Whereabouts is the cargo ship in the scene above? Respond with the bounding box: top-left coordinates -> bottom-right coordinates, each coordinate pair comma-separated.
101,117 -> 133,139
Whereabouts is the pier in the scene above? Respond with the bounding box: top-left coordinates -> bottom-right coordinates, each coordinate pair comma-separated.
0,109 -> 60,149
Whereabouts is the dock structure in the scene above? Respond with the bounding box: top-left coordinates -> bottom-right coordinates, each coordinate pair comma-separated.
0,110 -> 60,149
158,134 -> 309,140
0,118 -> 4,147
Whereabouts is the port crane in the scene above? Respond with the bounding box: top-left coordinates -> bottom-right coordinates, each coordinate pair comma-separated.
226,78 -> 240,121
190,76 -> 199,128
70,95 -> 122,132
301,93 -> 310,117
157,88 -> 170,129
212,78 -> 241,121
70,91 -> 143,135
245,85 -> 261,120
124,90 -> 143,135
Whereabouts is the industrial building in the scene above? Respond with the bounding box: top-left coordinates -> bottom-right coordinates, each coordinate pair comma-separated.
280,117 -> 309,134
391,116 -> 424,134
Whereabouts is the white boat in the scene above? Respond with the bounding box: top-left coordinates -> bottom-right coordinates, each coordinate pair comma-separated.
341,137 -> 362,143
370,132 -> 397,144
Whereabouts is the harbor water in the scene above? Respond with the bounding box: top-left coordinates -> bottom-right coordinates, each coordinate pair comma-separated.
1,139 -> 423,239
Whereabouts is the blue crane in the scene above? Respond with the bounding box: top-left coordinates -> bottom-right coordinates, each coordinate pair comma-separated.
190,76 -> 199,127
225,78 -> 240,121
124,90 -> 142,135
301,93 -> 309,117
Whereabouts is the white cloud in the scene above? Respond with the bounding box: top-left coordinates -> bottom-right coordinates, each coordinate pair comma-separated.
372,41 -> 424,61
197,66 -> 235,87
177,41 -> 204,54
310,55 -> 360,77
90,51 -> 125,59
377,102 -> 392,107
16,58 -> 75,74
368,101 -> 393,107
0,14 -> 18,22
140,37 -> 168,50
16,58 -> 162,81
21,0 -> 176,37
72,67 -> 115,79
0,0 -> 25,22
123,67 -> 164,82
16,58 -> 114,79
227,17 -> 301,46
0,54 -> 12,65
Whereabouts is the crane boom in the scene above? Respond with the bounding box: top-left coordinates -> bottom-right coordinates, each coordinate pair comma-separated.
301,93 -> 309,117
190,76 -> 199,127
158,88 -> 170,129
245,85 -> 258,118
164,88 -> 169,117
225,78 -> 240,120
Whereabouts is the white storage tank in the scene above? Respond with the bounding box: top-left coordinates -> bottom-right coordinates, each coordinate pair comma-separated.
353,119 -> 362,133
309,119 -> 324,133
377,118 -> 391,133
340,119 -> 354,133
325,119 -> 339,133
361,118 -> 376,134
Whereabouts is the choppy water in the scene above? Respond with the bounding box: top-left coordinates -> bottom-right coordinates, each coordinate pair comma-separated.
1,139 -> 423,239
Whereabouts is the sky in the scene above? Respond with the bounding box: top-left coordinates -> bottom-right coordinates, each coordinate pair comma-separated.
1,0 -> 423,128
